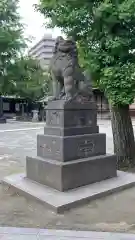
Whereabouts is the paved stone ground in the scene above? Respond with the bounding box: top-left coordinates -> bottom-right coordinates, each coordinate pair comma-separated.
0,227 -> 135,239
1,120 -> 135,233
0,121 -> 44,180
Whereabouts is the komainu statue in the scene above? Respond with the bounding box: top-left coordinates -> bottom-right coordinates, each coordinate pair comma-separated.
49,36 -> 93,102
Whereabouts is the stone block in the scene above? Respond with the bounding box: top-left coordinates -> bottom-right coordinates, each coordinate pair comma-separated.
47,99 -> 97,110
44,125 -> 99,136
26,154 -> 117,191
46,100 -> 97,127
37,133 -> 106,162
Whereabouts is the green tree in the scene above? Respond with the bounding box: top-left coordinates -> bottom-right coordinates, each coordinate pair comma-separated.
37,0 -> 135,168
0,0 -> 26,117
0,0 -> 26,91
7,57 -> 50,101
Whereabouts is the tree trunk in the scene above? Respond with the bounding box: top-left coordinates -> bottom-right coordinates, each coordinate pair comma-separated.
110,104 -> 135,169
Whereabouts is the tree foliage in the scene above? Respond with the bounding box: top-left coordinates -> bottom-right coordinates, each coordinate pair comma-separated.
37,0 -> 135,168
0,0 -> 26,94
37,0 -> 135,106
8,57 -> 50,101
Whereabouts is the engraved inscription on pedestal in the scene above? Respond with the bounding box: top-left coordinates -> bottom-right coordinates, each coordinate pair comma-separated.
40,144 -> 51,153
37,133 -> 106,162
78,140 -> 95,158
47,110 -> 62,126
50,111 -> 60,125
37,139 -> 60,158
39,141 -> 60,156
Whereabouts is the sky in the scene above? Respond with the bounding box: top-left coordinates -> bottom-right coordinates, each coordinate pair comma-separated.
18,0 -> 62,48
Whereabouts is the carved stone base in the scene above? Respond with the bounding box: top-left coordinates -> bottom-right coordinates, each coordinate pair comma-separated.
3,97 -> 118,212
26,99 -> 117,193
46,100 -> 97,127
26,154 -> 117,192
37,133 -> 106,162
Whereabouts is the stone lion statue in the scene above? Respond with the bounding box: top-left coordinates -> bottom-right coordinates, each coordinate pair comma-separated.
49,36 -> 93,101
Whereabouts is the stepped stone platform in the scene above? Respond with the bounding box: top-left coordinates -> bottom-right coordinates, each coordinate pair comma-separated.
3,171 -> 135,213
3,99 -> 135,213
26,100 -> 117,192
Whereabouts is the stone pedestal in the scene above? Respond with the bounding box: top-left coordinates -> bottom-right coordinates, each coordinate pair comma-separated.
26,100 -> 117,191
27,155 -> 116,192
3,99 -> 124,213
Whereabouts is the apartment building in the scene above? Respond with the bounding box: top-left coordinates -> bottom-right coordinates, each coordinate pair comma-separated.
28,34 -> 56,69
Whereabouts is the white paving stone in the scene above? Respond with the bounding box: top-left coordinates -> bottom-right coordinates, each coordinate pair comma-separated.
0,227 -> 135,239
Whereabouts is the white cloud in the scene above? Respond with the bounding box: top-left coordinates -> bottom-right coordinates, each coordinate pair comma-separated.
18,0 -> 62,47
